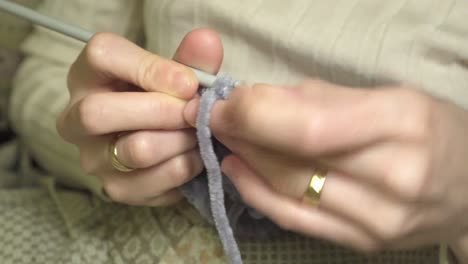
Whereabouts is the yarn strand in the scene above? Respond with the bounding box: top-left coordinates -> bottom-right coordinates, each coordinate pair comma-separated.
196,75 -> 242,264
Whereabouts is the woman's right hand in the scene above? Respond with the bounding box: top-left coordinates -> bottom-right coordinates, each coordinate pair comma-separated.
57,29 -> 224,206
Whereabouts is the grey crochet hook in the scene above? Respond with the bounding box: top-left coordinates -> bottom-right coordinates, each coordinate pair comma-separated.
0,0 -> 217,87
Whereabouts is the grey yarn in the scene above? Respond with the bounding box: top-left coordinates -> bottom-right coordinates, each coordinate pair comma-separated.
179,75 -> 287,263
179,75 -> 285,263
198,75 -> 241,264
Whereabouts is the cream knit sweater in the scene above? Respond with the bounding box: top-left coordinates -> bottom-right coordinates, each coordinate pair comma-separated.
9,0 -> 468,263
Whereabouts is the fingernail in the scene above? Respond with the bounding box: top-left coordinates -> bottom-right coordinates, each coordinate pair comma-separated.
172,70 -> 197,99
184,97 -> 200,127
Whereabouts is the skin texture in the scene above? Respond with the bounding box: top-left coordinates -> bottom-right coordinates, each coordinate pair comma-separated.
58,29 -> 468,262
57,29 -> 222,206
184,81 -> 468,262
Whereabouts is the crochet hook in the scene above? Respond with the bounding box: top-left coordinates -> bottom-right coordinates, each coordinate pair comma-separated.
0,0 -> 217,87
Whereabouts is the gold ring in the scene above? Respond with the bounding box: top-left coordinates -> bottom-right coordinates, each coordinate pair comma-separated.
108,135 -> 134,172
303,167 -> 328,206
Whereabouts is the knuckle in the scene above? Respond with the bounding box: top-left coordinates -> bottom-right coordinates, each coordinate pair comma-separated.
124,133 -> 155,168
146,97 -> 163,115
239,84 -> 267,125
84,32 -> 114,70
77,95 -> 105,135
136,55 -> 169,90
373,211 -> 409,243
212,86 -> 251,135
383,155 -> 432,201
103,181 -> 129,203
407,154 -> 432,200
395,89 -> 434,141
79,150 -> 99,175
300,113 -> 324,154
137,56 -> 158,88
167,155 -> 193,187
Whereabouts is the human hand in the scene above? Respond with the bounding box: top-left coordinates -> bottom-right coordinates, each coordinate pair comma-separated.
57,29 -> 223,206
184,80 -> 468,255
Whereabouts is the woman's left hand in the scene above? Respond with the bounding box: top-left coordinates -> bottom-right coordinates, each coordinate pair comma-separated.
184,80 -> 468,253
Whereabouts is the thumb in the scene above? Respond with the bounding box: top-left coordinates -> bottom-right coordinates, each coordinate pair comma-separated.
173,28 -> 224,74
176,29 -> 224,126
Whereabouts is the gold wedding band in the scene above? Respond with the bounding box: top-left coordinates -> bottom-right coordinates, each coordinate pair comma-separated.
303,167 -> 328,206
108,135 -> 135,172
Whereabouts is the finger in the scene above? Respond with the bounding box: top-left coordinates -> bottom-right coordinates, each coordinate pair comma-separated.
216,135 -> 312,198
145,189 -> 184,207
178,29 -> 224,125
173,28 -> 224,74
79,130 -> 197,174
219,135 -> 419,244
208,83 -> 429,201
184,96 -> 200,127
221,155 -> 379,252
60,92 -> 190,141
320,171 -> 415,243
322,141 -> 430,201
115,129 -> 197,169
102,149 -> 203,204
209,81 -> 399,159
390,229 -> 444,250
70,32 -> 198,99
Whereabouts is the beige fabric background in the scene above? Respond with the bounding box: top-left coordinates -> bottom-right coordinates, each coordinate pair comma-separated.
0,0 -> 42,131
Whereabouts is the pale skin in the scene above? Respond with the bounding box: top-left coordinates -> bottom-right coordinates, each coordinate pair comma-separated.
58,29 -> 224,206
57,29 -> 468,262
